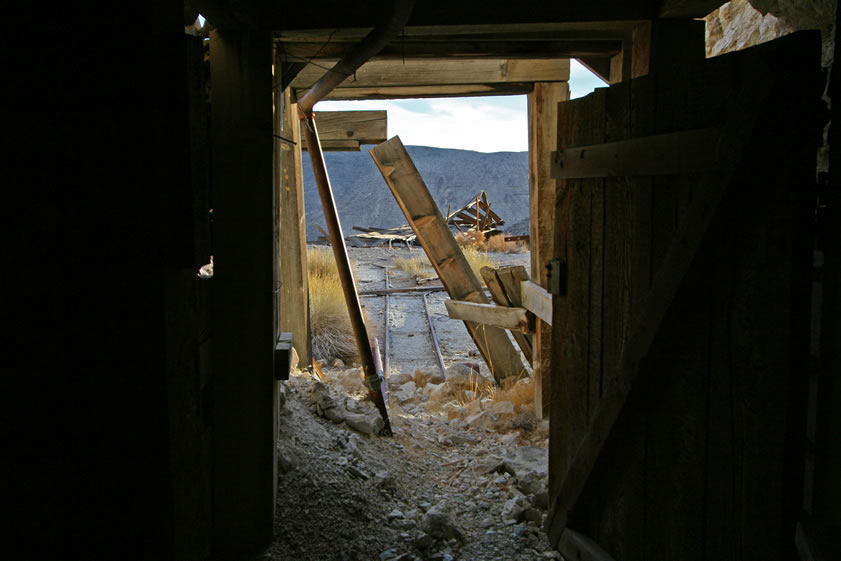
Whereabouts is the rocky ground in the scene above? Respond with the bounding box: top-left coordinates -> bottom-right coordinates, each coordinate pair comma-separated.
260,247 -> 556,561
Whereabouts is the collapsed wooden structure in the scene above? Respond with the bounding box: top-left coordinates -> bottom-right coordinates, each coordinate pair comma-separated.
345,190 -> 506,247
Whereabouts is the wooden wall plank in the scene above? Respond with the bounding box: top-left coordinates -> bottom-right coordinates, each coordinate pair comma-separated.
548,88 -> 606,540
643,296 -> 709,561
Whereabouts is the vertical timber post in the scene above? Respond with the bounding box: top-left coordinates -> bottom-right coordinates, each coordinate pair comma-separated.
210,27 -> 277,555
276,57 -> 312,368
529,81 -> 569,419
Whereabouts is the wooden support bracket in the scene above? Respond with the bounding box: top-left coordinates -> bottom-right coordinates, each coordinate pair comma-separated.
521,280 -> 553,325
551,127 -> 721,179
444,300 -> 533,333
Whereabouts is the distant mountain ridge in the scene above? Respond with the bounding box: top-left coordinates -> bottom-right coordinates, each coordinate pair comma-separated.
302,145 -> 529,241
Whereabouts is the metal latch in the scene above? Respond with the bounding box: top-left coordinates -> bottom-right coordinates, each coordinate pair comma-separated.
547,259 -> 567,296
274,332 -> 293,381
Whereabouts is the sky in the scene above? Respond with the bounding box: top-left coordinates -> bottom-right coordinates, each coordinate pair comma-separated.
315,59 -> 607,153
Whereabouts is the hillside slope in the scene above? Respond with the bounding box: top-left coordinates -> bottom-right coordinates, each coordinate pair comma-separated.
302,145 -> 529,240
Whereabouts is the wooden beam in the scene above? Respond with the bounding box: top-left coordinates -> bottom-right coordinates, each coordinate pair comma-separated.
445,300 -> 532,333
276,62 -> 312,368
552,128 -> 722,179
274,22 -> 649,43
210,26 -> 276,553
292,58 -> 570,90
370,136 -> 527,383
279,39 -> 622,61
529,81 -> 569,419
299,83 -> 537,101
302,140 -> 361,152
521,280 -> 552,325
299,111 -> 386,150
659,0 -> 725,18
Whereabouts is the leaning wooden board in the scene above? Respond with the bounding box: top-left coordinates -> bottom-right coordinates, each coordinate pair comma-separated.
370,137 -> 527,383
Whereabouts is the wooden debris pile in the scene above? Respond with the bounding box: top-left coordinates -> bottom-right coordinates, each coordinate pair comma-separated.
445,191 -> 504,235
344,190 -> 504,248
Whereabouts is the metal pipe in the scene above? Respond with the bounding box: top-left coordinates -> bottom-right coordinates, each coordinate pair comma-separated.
297,0 -> 415,115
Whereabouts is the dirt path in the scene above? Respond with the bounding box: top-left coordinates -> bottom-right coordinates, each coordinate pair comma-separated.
263,247 -> 554,561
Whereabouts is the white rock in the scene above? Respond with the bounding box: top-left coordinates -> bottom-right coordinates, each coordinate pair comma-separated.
389,371 -> 414,387
394,381 -> 416,403
420,501 -> 464,542
344,411 -> 384,435
486,400 -> 515,417
503,446 -> 548,479
465,410 -> 498,432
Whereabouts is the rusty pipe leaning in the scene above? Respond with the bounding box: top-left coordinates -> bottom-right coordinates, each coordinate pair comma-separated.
297,0 -> 415,115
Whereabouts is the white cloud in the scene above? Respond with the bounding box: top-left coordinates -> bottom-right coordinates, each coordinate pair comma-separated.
315,98 -> 528,153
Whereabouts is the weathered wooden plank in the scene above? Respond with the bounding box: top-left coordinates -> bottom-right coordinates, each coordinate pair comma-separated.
548,89 -> 605,540
551,128 -> 721,179
643,298 -> 709,561
274,21 -> 646,43
279,39 -> 622,61
529,81 -> 570,418
370,136 -> 527,383
300,110 -> 386,149
292,58 -> 570,90
359,285 -> 445,296
481,266 -> 534,363
277,73 -> 312,368
559,529 -> 617,561
496,266 -> 530,308
444,300 -> 531,332
588,179 -> 605,417
703,256 -> 737,561
521,280 -> 552,325
302,140 -> 360,152
307,83 -> 537,100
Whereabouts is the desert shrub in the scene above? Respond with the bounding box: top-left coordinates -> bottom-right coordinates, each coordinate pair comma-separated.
486,232 -> 528,254
307,246 -> 357,361
455,230 -> 487,251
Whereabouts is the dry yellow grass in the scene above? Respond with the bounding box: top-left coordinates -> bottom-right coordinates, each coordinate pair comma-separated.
489,375 -> 535,413
462,246 -> 494,284
393,254 -> 433,276
307,246 -> 357,361
486,233 -> 528,254
457,230 -> 525,254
